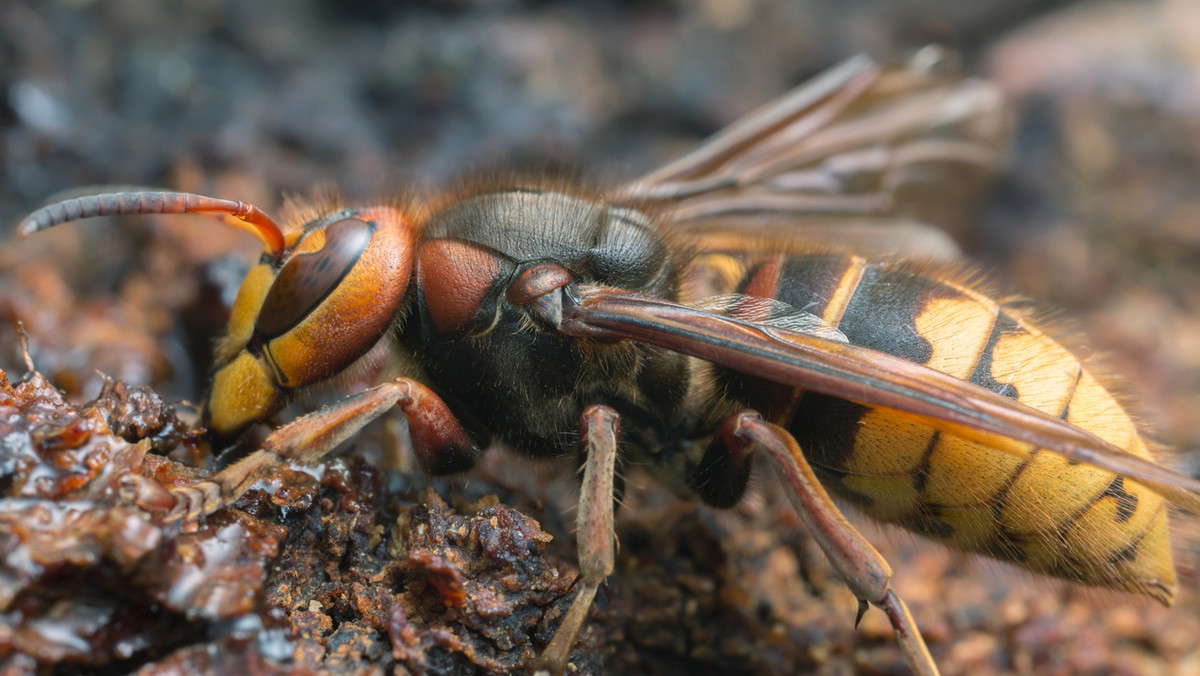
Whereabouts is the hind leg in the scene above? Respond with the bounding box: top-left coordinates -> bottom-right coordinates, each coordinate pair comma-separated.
695,409 -> 940,676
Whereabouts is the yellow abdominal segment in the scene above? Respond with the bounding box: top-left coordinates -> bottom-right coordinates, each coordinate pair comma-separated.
781,257 -> 1176,603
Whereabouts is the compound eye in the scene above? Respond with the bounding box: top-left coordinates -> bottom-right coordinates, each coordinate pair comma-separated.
256,218 -> 373,339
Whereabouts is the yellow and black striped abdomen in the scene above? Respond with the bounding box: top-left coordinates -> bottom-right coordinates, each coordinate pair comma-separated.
726,252 -> 1176,602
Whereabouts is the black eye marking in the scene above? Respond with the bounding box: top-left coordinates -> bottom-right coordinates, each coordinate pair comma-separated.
255,218 -> 374,340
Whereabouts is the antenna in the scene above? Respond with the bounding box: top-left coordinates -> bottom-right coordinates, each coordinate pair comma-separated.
18,191 -> 287,257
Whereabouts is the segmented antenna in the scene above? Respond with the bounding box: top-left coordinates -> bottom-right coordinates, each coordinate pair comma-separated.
17,191 -> 287,257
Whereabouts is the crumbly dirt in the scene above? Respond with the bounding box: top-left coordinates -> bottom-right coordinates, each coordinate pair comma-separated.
0,367 -> 595,674
3,366 -> 1197,675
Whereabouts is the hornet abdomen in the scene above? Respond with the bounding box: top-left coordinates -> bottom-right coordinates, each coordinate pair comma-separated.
720,252 -> 1175,602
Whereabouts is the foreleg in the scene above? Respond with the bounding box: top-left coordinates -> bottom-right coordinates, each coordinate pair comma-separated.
160,378 -> 480,523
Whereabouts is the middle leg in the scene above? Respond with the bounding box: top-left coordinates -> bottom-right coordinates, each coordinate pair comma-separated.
535,404 -> 620,676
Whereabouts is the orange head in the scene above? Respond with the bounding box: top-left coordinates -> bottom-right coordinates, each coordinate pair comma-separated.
17,190 -> 417,441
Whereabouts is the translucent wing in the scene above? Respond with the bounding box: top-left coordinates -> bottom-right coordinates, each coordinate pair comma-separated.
614,49 -> 1006,244
690,294 -> 849,342
559,285 -> 1200,513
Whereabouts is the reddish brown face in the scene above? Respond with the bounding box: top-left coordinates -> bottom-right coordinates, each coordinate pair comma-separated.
415,239 -> 506,335
204,206 -> 416,440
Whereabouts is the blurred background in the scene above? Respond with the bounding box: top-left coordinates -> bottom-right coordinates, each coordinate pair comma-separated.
2,0 -> 1200,673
